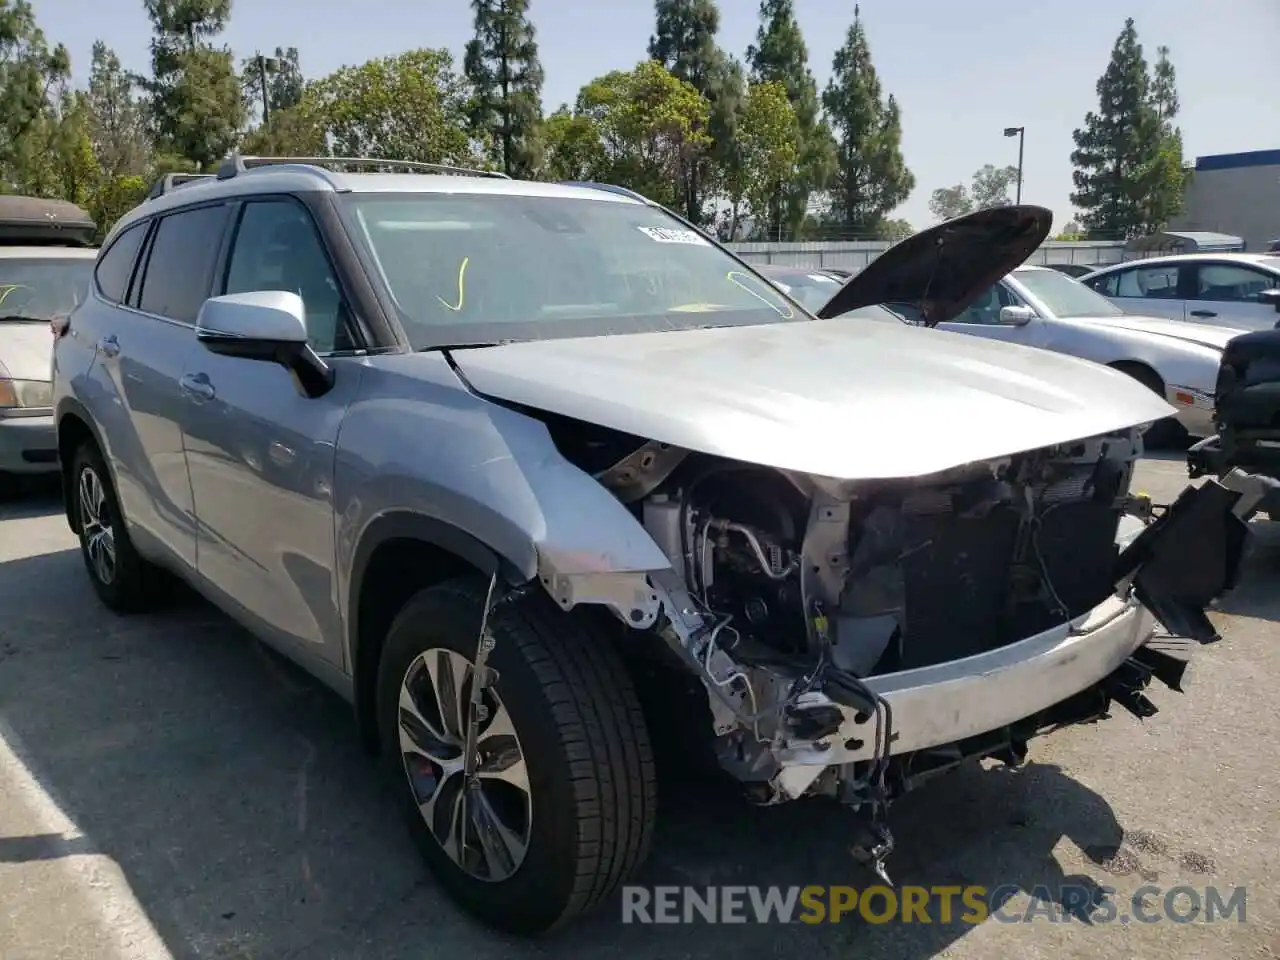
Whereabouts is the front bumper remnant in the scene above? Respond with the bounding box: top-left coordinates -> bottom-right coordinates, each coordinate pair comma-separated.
767,480 -> 1249,800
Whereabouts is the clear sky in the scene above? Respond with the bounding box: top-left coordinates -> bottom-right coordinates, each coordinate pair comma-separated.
37,0 -> 1280,231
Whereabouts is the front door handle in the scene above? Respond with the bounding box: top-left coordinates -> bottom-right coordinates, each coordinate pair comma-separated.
97,335 -> 120,358
179,372 -> 216,401
1190,310 -> 1217,319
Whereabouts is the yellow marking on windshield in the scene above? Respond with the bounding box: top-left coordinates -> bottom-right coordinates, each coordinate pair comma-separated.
436,257 -> 470,312
0,284 -> 27,306
726,271 -> 794,318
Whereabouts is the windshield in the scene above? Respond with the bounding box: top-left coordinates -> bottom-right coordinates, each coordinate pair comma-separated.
344,193 -> 803,348
0,258 -> 94,321
1015,267 -> 1122,318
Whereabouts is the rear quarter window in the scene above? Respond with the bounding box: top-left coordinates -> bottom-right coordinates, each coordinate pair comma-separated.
94,222 -> 148,304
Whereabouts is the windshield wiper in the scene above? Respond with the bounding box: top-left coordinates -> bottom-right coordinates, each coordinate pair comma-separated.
0,314 -> 48,323
421,340 -> 519,352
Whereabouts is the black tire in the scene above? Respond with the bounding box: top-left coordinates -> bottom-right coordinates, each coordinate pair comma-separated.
70,442 -> 159,613
1115,363 -> 1186,449
376,578 -> 657,935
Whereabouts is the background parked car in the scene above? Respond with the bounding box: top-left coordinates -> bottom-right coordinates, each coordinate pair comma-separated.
1045,262 -> 1097,279
754,264 -> 848,314
0,196 -> 97,493
820,263 -> 1244,447
1082,253 -> 1280,331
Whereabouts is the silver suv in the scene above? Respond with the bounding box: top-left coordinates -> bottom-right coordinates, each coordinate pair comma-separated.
52,157 -> 1249,934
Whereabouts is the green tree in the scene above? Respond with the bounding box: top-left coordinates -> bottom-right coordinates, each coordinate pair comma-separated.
1136,44 -> 1186,234
1070,18 -> 1162,240
464,0 -> 544,178
241,46 -> 304,123
821,6 -> 913,235
538,104 -> 604,181
970,163 -> 1019,208
877,217 -> 913,242
721,80 -> 798,239
745,0 -> 831,238
0,0 -> 70,190
928,184 -> 971,221
240,102 -> 325,156
140,0 -> 246,170
86,42 -> 150,177
305,50 -> 475,165
571,60 -> 710,209
647,0 -> 737,222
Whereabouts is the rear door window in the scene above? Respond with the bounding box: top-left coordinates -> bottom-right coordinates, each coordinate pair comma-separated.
136,204 -> 230,323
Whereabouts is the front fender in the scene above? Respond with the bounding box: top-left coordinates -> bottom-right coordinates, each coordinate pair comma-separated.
334,354 -> 674,648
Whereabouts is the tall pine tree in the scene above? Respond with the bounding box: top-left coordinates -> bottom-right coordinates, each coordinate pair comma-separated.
140,0 -> 245,170
1137,44 -> 1187,234
745,0 -> 831,239
464,0 -> 544,178
821,6 -> 913,235
647,0 -> 735,222
1070,18 -> 1162,240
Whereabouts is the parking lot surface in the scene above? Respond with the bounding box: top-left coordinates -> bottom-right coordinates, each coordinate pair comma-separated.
2,455 -> 1278,960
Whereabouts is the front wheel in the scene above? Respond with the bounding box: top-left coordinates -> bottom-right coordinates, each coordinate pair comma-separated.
376,579 -> 657,935
1114,363 -> 1186,449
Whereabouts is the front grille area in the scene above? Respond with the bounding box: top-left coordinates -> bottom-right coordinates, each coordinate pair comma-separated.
852,473 -> 1122,674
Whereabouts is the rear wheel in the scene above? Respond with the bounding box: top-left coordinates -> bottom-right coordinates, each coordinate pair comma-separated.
70,443 -> 161,612
376,578 -> 657,935
1114,362 -> 1186,449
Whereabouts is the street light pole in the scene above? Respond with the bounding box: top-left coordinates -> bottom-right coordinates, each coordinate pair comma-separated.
255,52 -> 281,125
1003,126 -> 1025,205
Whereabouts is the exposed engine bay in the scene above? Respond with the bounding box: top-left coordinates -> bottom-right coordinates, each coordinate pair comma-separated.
530,408 -> 1237,880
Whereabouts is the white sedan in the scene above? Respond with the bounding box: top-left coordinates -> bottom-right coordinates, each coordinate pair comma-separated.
1081,253 -> 1280,331
791,262 -> 1249,445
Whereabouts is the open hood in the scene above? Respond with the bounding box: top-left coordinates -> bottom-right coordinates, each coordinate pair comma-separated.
816,205 -> 1053,325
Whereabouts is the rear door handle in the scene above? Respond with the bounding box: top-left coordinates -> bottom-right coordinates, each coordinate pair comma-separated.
1190,310 -> 1217,318
97,335 -> 120,358
179,372 -> 216,401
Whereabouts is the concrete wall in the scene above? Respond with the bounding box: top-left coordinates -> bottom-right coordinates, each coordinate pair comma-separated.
725,239 -> 1129,272
1169,150 -> 1280,252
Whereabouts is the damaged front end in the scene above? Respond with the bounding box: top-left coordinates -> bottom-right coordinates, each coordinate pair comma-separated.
535,416 -> 1248,881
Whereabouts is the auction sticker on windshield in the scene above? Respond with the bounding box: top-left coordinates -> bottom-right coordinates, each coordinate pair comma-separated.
637,226 -> 708,245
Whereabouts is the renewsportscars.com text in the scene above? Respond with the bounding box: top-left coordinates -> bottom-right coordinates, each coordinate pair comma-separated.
621,884 -> 1248,925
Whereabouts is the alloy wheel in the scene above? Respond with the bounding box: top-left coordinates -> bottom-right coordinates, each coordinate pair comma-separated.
397,648 -> 532,882
78,465 -> 116,586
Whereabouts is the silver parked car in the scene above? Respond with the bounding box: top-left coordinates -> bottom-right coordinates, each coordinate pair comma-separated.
0,197 -> 97,491
1082,253 -> 1280,331
53,163 -> 1248,934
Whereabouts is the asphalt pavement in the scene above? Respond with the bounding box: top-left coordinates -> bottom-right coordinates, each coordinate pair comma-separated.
1,457 -> 1278,960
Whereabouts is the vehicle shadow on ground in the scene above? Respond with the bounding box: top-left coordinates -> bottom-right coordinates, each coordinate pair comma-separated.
0,476 -> 63,521
0,548 -> 1175,960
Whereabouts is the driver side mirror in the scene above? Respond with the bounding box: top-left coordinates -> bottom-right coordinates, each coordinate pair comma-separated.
195,291 -> 334,398
999,305 -> 1037,325
1260,289 -> 1280,313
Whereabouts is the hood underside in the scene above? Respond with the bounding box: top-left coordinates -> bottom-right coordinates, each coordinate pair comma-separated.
450,317 -> 1175,481
816,205 -> 1054,325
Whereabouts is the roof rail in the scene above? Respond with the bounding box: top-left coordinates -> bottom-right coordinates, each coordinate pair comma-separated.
558,181 -> 651,203
146,172 -> 216,200
215,153 -> 512,181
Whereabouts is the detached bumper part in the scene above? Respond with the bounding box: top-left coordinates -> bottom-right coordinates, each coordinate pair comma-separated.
1115,479 -> 1249,644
